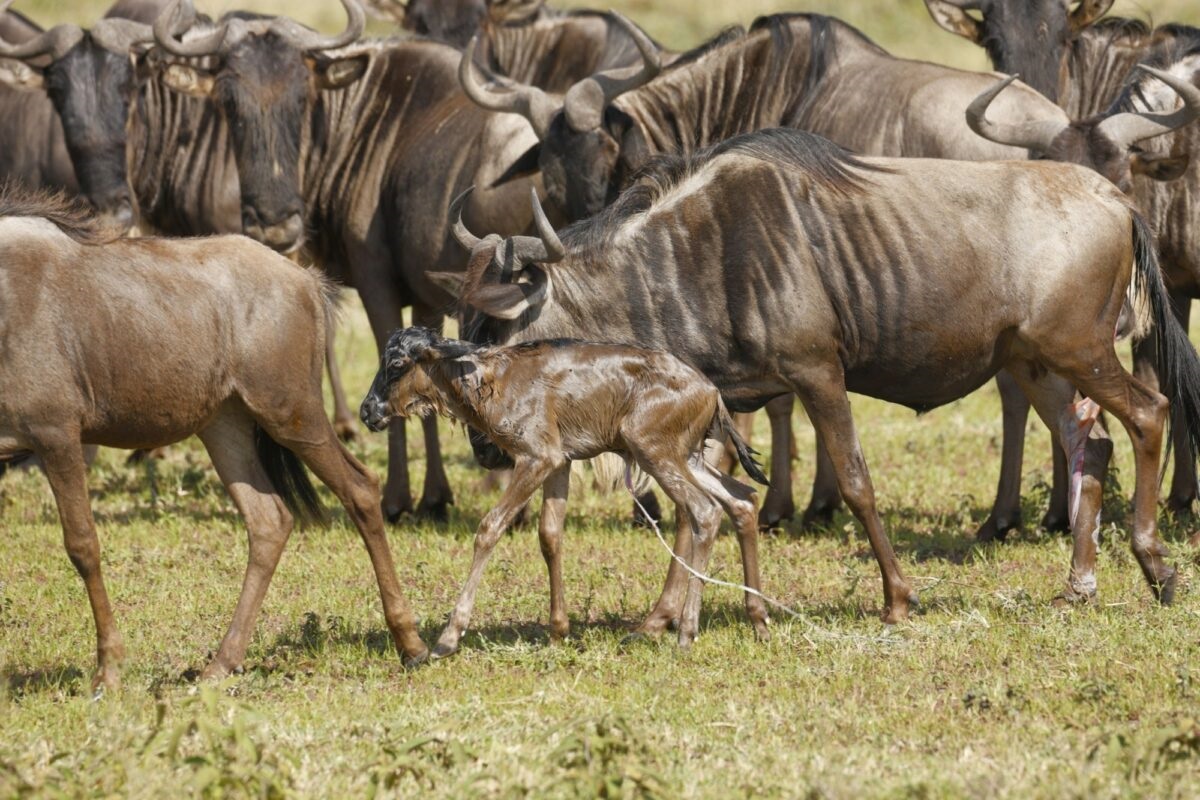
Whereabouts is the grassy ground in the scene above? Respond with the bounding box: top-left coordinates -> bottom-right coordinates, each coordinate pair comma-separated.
5,0 -> 1200,798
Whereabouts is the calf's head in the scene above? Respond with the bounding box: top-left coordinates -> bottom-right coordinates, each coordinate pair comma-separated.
151,0 -> 368,253
924,0 -> 1113,102
458,11 -> 659,220
361,326 -> 478,430
967,65 -> 1200,192
0,4 -> 156,228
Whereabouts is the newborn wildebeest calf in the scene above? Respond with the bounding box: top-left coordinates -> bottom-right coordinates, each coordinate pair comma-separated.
0,188 -> 428,692
360,326 -> 771,657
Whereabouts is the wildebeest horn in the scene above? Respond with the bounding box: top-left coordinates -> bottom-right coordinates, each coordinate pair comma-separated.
966,74 -> 1068,152
449,187 -> 482,251
270,0 -> 365,53
459,33 -> 556,140
508,188 -> 564,267
562,12 -> 661,133
153,0 -> 229,57
90,19 -> 155,53
1098,65 -> 1200,150
0,2 -> 83,60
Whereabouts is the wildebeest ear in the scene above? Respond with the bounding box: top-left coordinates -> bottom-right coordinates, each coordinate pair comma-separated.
428,270 -> 465,298
466,269 -> 549,320
609,107 -> 648,182
923,0 -> 983,43
0,59 -> 44,92
161,63 -> 215,98
491,143 -> 542,188
1131,152 -> 1190,182
309,54 -> 370,91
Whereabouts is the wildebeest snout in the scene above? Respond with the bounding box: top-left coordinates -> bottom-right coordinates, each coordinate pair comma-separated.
242,208 -> 305,254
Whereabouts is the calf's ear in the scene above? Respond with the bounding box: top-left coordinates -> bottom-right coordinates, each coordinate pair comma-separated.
923,0 -> 983,43
0,59 -> 44,91
161,63 -> 215,97
1131,152 -> 1190,182
309,54 -> 370,90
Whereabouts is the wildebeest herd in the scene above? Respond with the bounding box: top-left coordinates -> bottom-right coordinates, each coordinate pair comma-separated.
2,0 -> 1200,692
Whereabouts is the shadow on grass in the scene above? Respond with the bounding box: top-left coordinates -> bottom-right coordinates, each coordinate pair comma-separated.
3,665 -> 85,698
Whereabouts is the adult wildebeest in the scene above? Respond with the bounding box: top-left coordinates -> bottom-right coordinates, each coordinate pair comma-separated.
929,1 -> 1200,530
360,323 -> 770,655
149,0 -> 668,522
0,186 -> 428,691
450,127 -> 1200,628
462,12 -> 1196,539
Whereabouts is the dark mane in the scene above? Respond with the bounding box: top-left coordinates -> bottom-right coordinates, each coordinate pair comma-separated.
663,24 -> 746,70
561,128 -> 878,255
1106,22 -> 1200,115
750,12 -> 882,53
0,184 -> 119,245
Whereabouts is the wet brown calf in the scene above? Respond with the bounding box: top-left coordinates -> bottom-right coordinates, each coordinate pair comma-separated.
0,188 -> 427,692
360,323 -> 771,658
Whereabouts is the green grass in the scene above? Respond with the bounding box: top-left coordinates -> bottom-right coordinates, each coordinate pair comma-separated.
4,297 -> 1200,798
5,0 -> 1200,797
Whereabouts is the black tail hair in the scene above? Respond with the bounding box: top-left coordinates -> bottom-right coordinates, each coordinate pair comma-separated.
717,402 -> 769,485
254,426 -> 326,526
1133,214 -> 1200,469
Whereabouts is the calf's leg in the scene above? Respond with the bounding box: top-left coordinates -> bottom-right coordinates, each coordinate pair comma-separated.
433,458 -> 558,658
629,502 -> 691,638
40,437 -> 124,693
538,464 -> 571,641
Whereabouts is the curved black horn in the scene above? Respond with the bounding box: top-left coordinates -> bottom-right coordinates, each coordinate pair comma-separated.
459,33 -> 557,139
562,11 -> 661,133
270,0 -> 365,53
1099,65 -> 1200,149
966,73 -> 1069,152
449,187 -> 482,251
153,0 -> 229,57
509,188 -> 564,267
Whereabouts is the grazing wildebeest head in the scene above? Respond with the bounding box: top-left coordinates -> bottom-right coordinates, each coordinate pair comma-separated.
150,0 -> 368,253
967,64 -> 1200,192
366,0 -> 545,47
923,0 -> 1114,102
459,11 -> 662,219
0,2 -> 156,228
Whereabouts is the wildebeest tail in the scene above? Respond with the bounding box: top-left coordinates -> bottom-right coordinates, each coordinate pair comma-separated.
254,426 -> 326,526
714,399 -> 768,485
1132,213 -> 1200,466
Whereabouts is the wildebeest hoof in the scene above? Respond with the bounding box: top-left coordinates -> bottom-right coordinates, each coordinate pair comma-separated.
676,631 -> 697,650
1166,493 -> 1196,516
403,648 -> 431,669
334,418 -> 359,443
760,499 -> 797,530
1040,509 -> 1070,533
975,513 -> 1017,543
752,620 -> 771,643
382,501 -> 413,525
619,631 -> 654,648
431,640 -> 460,660
631,492 -> 662,528
415,498 -> 451,523
799,502 -> 837,531
1154,568 -> 1178,606
1051,589 -> 1096,608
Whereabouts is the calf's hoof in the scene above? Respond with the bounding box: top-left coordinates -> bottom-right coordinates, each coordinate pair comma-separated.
752,618 -> 771,643
91,666 -> 121,697
880,592 -> 918,624
1153,568 -> 1178,606
403,648 -> 431,670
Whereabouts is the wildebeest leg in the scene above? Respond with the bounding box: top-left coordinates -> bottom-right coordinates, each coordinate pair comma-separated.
358,285 -> 413,521
262,413 -> 430,666
630,502 -> 691,637
1134,290 -> 1196,514
412,305 -> 454,521
325,323 -> 358,442
794,368 -> 916,623
978,370 -> 1029,542
1056,350 -> 1175,601
759,394 -> 797,528
690,459 -> 770,641
803,437 -> 842,529
1005,366 -> 1109,604
433,458 -> 558,658
40,437 -> 125,693
538,464 -> 571,641
197,408 -> 295,679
